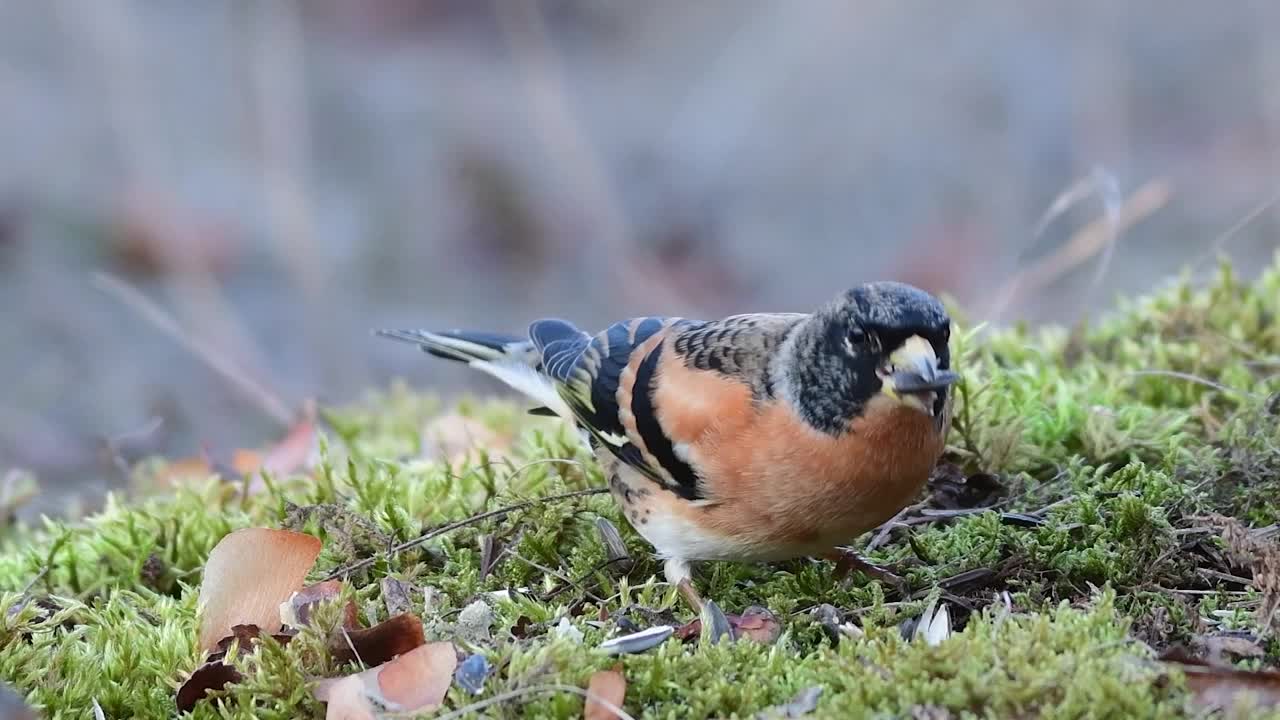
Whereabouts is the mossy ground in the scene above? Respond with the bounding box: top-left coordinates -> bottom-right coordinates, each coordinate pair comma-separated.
3,258 -> 1280,719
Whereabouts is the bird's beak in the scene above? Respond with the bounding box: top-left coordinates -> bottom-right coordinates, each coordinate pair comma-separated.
879,335 -> 959,414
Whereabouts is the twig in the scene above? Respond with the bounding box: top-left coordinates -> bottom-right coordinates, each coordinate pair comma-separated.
507,551 -> 606,604
540,556 -> 631,602
91,272 -> 293,426
866,503 -> 927,551
338,626 -> 366,671
1193,185 -> 1280,269
984,178 -> 1170,323
323,487 -> 608,580
1122,370 -> 1260,400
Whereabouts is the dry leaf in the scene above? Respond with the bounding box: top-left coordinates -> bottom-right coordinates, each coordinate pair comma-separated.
1176,662 -> 1280,712
733,606 -> 782,645
421,412 -> 510,464
675,606 -> 780,645
176,660 -> 244,713
330,613 -> 426,666
376,641 -> 458,710
281,580 -> 359,631
314,642 -> 457,716
314,675 -> 375,720
584,667 -> 627,720
197,528 -> 322,653
158,404 -> 318,489
260,400 -> 319,477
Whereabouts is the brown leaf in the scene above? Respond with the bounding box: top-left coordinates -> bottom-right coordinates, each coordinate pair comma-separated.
176,660 -> 244,713
197,527 -> 323,653
733,606 -> 782,645
330,613 -> 426,666
674,606 -> 780,645
1194,633 -> 1266,665
313,642 -> 456,716
282,580 -> 360,631
1174,661 -> 1280,712
584,667 -> 627,720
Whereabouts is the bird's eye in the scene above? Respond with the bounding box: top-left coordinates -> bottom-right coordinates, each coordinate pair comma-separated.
847,327 -> 866,345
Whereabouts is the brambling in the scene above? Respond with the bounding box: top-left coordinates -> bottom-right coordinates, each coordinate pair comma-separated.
378,281 -> 958,612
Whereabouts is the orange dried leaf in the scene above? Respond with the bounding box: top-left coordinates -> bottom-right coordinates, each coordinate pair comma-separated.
375,641 -> 457,711
197,528 -> 322,653
314,642 -> 457,716
584,668 -> 627,720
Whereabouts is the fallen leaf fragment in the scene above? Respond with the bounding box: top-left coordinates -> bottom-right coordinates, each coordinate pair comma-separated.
176,660 -> 244,713
315,642 -> 457,716
261,401 -> 319,476
330,613 -> 426,667
378,641 -> 458,710
314,675 -> 375,720
213,623 -> 295,655
733,606 -> 782,645
1171,660 -> 1280,712
584,667 -> 627,720
281,580 -> 359,631
676,606 -> 781,645
159,405 -> 318,488
197,527 -> 322,653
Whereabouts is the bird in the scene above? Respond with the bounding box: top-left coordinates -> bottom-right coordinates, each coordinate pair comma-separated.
377,281 -> 958,613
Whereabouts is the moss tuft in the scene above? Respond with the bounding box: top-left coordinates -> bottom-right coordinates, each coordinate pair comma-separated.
4,257 -> 1280,717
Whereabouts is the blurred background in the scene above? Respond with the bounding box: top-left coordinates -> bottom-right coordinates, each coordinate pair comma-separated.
1,0 -> 1278,518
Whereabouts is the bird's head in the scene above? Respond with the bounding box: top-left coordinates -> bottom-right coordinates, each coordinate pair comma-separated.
783,281 -> 959,433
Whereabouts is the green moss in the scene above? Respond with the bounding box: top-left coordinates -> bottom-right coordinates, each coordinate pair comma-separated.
3,256 -> 1280,718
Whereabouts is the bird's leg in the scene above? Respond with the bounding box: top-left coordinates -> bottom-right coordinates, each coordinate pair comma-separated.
664,558 -> 704,613
825,548 -> 910,596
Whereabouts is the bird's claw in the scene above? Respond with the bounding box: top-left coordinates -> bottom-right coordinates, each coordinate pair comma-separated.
831,550 -> 910,597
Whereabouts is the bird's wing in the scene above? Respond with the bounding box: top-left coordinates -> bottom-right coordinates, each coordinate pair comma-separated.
534,313 -> 805,501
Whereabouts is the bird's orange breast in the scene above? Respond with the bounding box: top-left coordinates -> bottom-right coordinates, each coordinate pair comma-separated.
673,383 -> 946,557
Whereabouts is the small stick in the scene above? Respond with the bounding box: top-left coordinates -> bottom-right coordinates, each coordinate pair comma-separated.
91,272 -> 293,426
323,487 -> 608,581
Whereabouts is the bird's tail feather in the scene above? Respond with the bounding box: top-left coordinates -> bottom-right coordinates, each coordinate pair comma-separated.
375,328 -> 576,422
374,328 -> 530,364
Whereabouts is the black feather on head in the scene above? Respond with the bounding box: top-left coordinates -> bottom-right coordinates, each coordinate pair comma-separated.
785,282 -> 953,433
